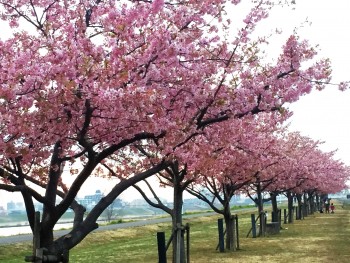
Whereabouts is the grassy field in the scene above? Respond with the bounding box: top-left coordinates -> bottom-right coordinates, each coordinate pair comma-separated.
1,200 -> 350,262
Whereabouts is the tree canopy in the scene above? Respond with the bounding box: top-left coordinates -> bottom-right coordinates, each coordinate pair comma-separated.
0,0 -> 348,261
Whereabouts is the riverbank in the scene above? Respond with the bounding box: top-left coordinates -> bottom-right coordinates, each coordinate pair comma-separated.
1,201 -> 349,262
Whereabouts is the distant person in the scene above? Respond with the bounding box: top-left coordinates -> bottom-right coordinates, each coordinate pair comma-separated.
325,200 -> 330,214
330,203 -> 335,213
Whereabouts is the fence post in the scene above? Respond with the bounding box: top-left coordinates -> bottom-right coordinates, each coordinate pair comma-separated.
230,216 -> 236,251
217,219 -> 225,252
259,211 -> 266,237
157,232 -> 167,263
264,211 -> 267,236
35,249 -> 43,263
186,223 -> 190,263
34,211 -> 42,263
235,215 -> 239,250
278,209 -> 282,225
251,214 -> 257,238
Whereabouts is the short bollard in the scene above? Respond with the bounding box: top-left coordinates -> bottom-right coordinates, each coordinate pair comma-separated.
157,232 -> 167,263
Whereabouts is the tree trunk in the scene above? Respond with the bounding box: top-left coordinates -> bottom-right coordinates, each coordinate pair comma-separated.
28,215 -> 70,263
296,193 -> 302,220
172,178 -> 186,263
287,191 -> 294,224
315,194 -> 320,211
223,205 -> 236,251
303,193 -> 308,217
40,227 -> 54,252
270,192 -> 279,223
34,161 -> 170,262
307,192 -> 315,214
256,181 -> 265,236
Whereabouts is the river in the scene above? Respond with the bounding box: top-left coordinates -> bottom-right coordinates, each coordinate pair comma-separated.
0,222 -> 74,237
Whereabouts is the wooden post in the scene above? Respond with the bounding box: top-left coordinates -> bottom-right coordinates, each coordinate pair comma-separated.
235,215 -> 239,250
260,211 -> 266,237
157,232 -> 167,263
251,214 -> 257,238
217,219 -> 225,252
278,209 -> 282,224
231,215 -> 236,251
34,211 -> 41,263
186,223 -> 190,263
35,248 -> 43,263
264,211 -> 267,236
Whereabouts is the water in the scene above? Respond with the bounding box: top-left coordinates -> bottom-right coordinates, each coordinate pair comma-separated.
0,222 -> 73,237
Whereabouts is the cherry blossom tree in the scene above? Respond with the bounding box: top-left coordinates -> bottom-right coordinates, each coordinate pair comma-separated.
185,113 -> 280,244
261,132 -> 350,223
133,115 -> 277,253
0,0 -> 341,261
132,160 -> 192,262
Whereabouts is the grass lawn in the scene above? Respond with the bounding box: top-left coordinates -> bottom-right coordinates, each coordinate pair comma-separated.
1,200 -> 350,262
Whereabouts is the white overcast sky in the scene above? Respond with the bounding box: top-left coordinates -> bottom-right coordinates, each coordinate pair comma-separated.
276,0 -> 350,165
1,1 -> 350,206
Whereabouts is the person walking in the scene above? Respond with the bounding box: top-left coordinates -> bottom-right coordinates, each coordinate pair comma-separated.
330,203 -> 335,213
325,200 -> 330,214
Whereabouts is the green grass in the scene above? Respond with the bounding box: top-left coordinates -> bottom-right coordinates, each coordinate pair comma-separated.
0,242 -> 32,262
1,200 -> 350,262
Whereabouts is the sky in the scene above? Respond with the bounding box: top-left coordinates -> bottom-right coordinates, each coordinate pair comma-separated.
1,0 -> 350,207
274,0 -> 350,165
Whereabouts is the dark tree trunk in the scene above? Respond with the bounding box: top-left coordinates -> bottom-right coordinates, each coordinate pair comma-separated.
270,192 -> 279,222
307,192 -> 315,214
256,181 -> 265,236
303,193 -> 308,217
33,161 -> 169,262
315,194 -> 320,211
287,191 -> 294,224
296,193 -> 302,220
172,177 -> 186,263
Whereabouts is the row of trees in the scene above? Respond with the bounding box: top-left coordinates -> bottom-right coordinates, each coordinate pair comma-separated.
0,0 -> 348,262
133,116 -> 349,259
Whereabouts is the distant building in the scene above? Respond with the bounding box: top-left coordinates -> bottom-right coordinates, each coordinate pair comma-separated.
7,201 -> 24,211
7,201 -> 16,211
77,190 -> 125,211
6,201 -> 26,214
77,190 -> 104,210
